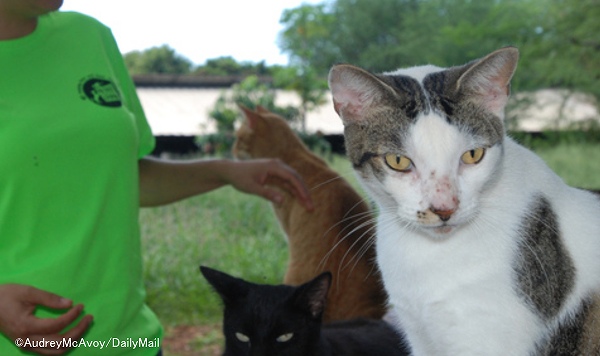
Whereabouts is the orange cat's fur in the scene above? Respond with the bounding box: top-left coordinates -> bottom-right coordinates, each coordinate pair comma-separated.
233,106 -> 388,322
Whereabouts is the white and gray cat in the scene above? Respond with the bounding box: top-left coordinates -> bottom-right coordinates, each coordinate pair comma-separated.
328,47 -> 600,355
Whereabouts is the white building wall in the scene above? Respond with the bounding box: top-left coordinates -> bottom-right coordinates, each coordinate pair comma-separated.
137,87 -> 599,136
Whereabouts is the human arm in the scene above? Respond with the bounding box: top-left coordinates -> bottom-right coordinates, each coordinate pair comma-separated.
0,284 -> 93,355
138,157 -> 314,209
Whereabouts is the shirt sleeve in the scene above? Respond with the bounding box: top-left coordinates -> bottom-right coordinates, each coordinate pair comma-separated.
99,24 -> 156,158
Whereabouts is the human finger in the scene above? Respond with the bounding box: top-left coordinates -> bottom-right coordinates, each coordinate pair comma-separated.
61,313 -> 93,340
23,286 -> 72,310
27,304 -> 84,335
264,161 -> 314,211
24,313 -> 93,355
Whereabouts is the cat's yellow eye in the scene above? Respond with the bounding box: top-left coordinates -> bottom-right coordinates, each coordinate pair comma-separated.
235,332 -> 250,343
276,333 -> 294,343
384,153 -> 413,172
461,148 -> 485,164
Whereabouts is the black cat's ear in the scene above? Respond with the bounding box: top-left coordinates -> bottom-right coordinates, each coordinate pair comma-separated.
293,272 -> 332,319
200,266 -> 250,305
328,64 -> 398,125
455,47 -> 519,117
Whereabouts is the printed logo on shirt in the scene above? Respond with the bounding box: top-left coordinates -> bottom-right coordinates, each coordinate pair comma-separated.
78,75 -> 123,107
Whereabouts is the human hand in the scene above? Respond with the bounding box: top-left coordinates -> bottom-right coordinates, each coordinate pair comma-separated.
225,159 -> 314,211
0,284 -> 93,355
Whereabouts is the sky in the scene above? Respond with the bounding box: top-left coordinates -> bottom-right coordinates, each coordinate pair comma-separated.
61,0 -> 324,66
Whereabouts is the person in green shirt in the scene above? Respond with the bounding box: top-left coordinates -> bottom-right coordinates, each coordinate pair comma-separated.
0,1 -> 314,355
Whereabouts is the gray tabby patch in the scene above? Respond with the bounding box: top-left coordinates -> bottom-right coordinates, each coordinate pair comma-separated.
514,195 -> 575,320
536,299 -> 591,355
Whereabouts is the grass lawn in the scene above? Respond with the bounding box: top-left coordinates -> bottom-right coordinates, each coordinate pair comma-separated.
140,183 -> 289,324
534,143 -> 600,190
139,143 -> 599,355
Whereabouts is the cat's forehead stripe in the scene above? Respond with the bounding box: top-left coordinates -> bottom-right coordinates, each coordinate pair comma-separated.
379,74 -> 429,120
421,71 -> 458,124
379,70 -> 504,145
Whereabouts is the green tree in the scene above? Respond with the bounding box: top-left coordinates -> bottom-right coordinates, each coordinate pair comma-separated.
124,45 -> 193,75
279,4 -> 337,75
279,0 -> 598,106
277,4 -> 331,131
279,0 -> 422,74
279,0 -> 543,74
194,56 -> 271,77
526,0 -> 600,101
273,66 -> 327,132
329,0 -> 421,72
403,0 -> 544,90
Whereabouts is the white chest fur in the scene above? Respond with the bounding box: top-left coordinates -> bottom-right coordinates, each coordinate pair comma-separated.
376,205 -> 542,355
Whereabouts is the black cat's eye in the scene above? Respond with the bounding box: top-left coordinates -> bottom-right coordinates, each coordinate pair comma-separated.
235,332 -> 250,343
461,148 -> 486,164
276,333 -> 294,342
384,153 -> 413,172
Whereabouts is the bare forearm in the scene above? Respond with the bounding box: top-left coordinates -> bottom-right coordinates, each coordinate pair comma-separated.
138,157 -> 234,207
138,156 -> 313,210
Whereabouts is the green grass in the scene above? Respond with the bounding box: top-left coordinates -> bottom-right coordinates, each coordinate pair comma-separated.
140,143 -> 599,349
535,143 -> 600,190
140,186 -> 289,325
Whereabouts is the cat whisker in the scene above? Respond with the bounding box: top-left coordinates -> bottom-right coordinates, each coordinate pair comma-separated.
343,225 -> 380,281
336,218 -> 378,275
318,197 -> 375,254
316,201 -> 381,287
342,196 -> 375,220
317,209 -> 376,275
309,175 -> 346,192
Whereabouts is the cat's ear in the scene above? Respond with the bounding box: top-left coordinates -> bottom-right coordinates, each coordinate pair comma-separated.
293,272 -> 331,319
200,266 -> 250,305
455,47 -> 519,117
256,105 -> 270,114
328,64 -> 397,125
238,104 -> 261,131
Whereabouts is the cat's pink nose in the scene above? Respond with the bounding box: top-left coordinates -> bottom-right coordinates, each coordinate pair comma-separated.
431,207 -> 455,222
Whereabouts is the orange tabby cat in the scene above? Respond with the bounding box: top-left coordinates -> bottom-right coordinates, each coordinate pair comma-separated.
233,105 -> 388,322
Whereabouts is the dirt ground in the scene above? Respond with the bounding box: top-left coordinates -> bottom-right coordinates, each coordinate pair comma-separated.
163,324 -> 223,356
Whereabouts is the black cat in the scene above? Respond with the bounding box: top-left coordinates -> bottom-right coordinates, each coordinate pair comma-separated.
200,266 -> 409,356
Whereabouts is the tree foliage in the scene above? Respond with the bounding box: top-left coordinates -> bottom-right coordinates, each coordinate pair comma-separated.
124,45 -> 193,75
526,0 -> 600,98
193,56 -> 272,77
124,48 -> 274,78
273,66 -> 328,132
278,0 -> 599,103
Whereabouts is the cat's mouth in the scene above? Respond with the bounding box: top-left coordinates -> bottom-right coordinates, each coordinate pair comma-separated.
433,225 -> 455,234
421,222 -> 458,235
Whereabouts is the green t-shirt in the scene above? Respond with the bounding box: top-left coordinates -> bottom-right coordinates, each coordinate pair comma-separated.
0,11 -> 161,355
